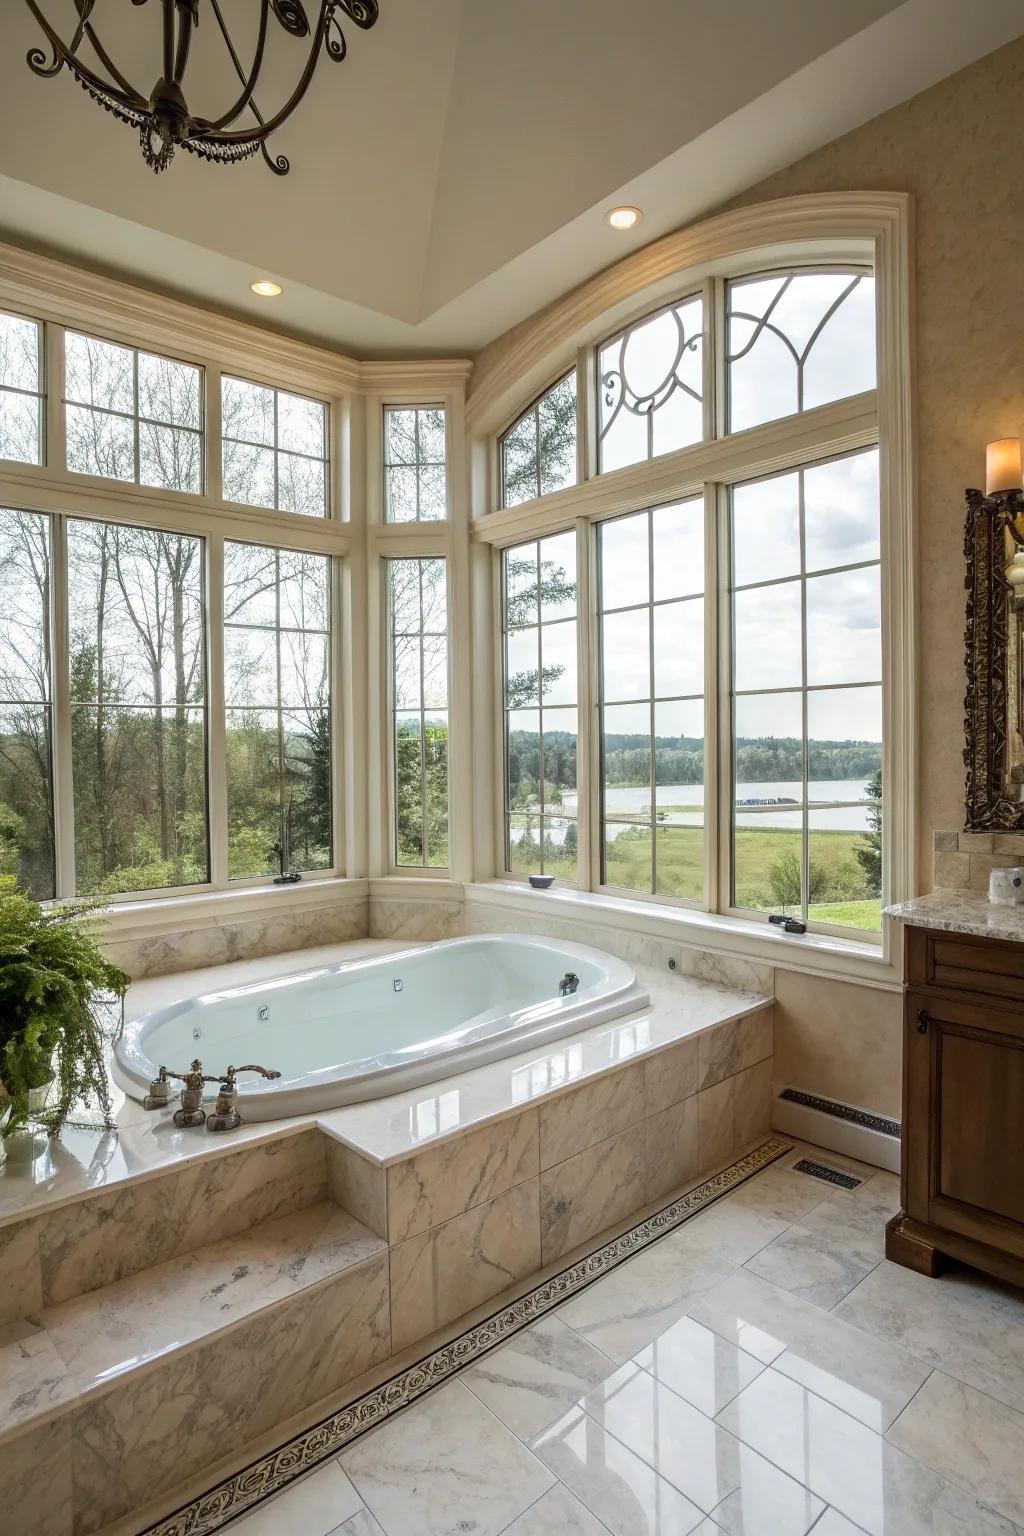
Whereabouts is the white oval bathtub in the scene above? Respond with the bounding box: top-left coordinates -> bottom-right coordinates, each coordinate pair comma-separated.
113,934 -> 650,1119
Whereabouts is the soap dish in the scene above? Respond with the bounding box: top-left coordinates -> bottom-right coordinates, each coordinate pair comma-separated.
529,874 -> 554,890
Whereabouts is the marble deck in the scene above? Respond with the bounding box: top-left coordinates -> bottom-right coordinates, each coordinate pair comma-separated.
884,885 -> 1024,942
217,1139 -> 1024,1536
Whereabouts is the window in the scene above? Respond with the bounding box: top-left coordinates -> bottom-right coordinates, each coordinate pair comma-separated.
68,519 -> 208,895
65,331 -> 203,492
598,294 -> 704,472
224,542 -> 332,879
500,372 -> 577,508
502,531 -> 578,879
730,448 -> 882,931
726,269 -> 875,432
598,499 -> 705,900
222,376 -> 328,517
0,507 -> 53,899
384,406 -> 446,522
388,557 -> 448,867
0,312 -> 44,467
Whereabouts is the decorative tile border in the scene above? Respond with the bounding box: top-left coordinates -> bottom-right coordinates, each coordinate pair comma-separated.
778,1087 -> 901,1140
143,1137 -> 792,1536
792,1156 -> 863,1191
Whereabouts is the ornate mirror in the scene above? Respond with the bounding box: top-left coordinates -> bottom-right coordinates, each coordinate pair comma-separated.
964,487 -> 1024,828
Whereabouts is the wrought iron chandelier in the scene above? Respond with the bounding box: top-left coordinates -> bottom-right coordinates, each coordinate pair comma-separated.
23,1 -> 380,175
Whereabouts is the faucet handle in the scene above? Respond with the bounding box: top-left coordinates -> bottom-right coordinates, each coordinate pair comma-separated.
224,1063 -> 283,1084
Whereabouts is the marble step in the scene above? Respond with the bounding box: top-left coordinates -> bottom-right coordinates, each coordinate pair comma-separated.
0,1196 -> 386,1448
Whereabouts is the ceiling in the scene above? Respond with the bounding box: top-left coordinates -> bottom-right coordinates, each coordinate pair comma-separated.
0,0 -> 1021,358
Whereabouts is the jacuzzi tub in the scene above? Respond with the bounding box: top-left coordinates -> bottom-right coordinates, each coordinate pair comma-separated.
113,934 -> 651,1119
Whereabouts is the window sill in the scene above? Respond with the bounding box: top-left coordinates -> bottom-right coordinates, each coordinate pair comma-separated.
462,880 -> 901,991
96,877 -> 369,942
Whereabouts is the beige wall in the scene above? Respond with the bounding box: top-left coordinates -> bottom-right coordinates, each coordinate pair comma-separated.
773,972 -> 902,1120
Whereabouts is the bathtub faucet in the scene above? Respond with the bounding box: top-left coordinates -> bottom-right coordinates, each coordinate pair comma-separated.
206,1062 -> 282,1133
559,972 -> 580,997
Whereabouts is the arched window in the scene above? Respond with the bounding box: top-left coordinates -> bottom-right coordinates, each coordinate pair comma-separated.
499,370 -> 577,508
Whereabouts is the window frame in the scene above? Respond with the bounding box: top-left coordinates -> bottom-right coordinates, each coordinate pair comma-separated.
382,403 -> 448,524
497,368 -> 579,511
0,307 -> 46,470
486,252 -> 894,949
63,325 -> 206,496
220,372 -> 331,520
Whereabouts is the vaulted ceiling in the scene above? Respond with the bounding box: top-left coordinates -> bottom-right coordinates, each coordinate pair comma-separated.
1,0 -> 1021,356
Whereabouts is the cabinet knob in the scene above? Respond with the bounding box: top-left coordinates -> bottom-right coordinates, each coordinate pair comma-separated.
917,1010 -> 930,1035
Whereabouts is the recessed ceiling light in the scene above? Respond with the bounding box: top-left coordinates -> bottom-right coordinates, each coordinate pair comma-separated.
250,279 -> 283,298
605,206 -> 642,231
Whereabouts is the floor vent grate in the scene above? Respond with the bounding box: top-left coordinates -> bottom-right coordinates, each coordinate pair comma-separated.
792,1157 -> 863,1191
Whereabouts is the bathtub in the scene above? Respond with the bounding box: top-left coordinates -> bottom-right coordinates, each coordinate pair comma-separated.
113,934 -> 651,1120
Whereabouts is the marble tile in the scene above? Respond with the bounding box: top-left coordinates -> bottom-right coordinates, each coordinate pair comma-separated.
335,1513 -> 387,1536
679,951 -> 775,996
834,1258 -> 1024,1415
328,1138 -> 388,1240
501,1482 -> 612,1535
462,1313 -> 616,1440
681,1165 -> 824,1267
794,1188 -> 892,1269
716,1367 -> 1020,1536
634,1314 -> 764,1418
888,1369 -> 1024,1527
0,1326 -> 76,1440
733,1059 -> 773,1149
0,1414 -> 72,1536
643,1036 -> 699,1116
932,850 -> 971,889
689,1270 -> 931,1431
531,1404 -> 705,1536
580,1361 -> 818,1525
389,1180 -> 540,1352
698,1010 -> 773,1091
645,1094 -> 699,1202
557,1226 -> 733,1362
0,1215 -> 42,1329
933,830 -> 959,853
340,1379 -> 554,1536
41,1203 -> 385,1395
369,898 -> 462,941
387,1108 -> 538,1242
540,1123 -> 646,1263
539,1063 -> 646,1169
742,1220 -> 878,1309
232,1460 -> 363,1536
808,1513 -> 871,1536
38,1127 -> 328,1304
697,1077 -> 736,1172
72,1256 -> 389,1534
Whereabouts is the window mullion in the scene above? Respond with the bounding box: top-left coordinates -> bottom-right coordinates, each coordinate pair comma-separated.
799,470 -> 810,922
703,481 -> 720,915
575,516 -> 595,892
50,513 -> 75,899
207,531 -> 228,888
715,482 -> 733,918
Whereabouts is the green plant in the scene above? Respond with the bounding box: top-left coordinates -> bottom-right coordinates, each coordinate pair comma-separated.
0,877 -> 129,1138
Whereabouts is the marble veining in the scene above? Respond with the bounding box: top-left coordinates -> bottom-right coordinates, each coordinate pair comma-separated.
884,886 -> 1024,942
462,1314 -> 616,1440
540,1122 -> 647,1263
386,1108 -> 539,1242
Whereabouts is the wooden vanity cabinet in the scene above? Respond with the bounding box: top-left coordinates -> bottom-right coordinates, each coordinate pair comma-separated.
887,924 -> 1024,1286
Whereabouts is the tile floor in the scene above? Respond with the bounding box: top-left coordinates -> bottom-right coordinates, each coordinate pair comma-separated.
229,1142 -> 1024,1536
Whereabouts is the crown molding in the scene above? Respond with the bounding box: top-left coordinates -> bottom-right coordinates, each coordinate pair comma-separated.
466,191 -> 911,432
0,239 -> 471,401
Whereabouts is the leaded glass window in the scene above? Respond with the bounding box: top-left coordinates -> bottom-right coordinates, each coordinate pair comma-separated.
500,372 -> 577,508
727,269 -> 876,432
597,295 -> 704,472
502,531 -> 578,880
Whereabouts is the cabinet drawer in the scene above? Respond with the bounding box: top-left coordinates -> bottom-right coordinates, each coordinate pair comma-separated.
922,932 -> 1024,1002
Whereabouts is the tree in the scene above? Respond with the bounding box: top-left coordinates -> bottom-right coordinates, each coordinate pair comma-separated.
855,768 -> 883,895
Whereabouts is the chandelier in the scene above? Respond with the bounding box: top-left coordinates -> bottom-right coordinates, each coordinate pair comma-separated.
23,1 -> 380,175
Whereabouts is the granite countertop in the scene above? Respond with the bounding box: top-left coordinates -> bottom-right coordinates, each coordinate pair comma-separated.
884,887 -> 1024,943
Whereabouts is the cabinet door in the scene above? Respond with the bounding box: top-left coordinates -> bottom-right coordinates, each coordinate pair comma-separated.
906,989 -> 1024,1254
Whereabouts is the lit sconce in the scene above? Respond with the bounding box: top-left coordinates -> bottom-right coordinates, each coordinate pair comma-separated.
984,438 -> 1024,601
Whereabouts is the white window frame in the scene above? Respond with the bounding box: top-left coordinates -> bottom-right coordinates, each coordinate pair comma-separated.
468,192 -> 915,979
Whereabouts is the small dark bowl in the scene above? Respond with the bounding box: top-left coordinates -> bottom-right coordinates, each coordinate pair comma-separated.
528,873 -> 555,890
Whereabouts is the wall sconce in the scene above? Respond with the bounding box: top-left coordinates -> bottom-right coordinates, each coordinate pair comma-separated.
985,438 -> 1024,600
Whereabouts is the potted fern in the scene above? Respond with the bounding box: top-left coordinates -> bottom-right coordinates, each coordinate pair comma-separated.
0,877 -> 129,1149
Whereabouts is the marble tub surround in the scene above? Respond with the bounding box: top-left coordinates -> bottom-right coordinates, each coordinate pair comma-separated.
884,884 -> 1024,942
